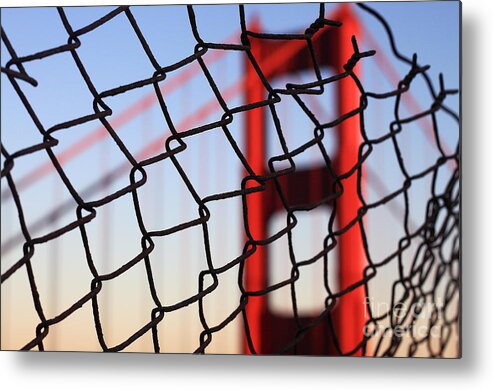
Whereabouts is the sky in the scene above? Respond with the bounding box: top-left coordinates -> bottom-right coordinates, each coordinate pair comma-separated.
1,2 -> 460,355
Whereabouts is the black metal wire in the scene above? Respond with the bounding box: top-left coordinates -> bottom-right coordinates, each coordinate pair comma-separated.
0,3 -> 460,357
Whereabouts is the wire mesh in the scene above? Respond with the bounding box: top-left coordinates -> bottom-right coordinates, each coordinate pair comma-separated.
0,3 -> 460,356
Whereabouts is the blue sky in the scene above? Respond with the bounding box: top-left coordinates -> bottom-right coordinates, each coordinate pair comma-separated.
1,2 -> 460,353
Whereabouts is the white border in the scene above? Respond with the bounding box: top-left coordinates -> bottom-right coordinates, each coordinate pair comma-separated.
2,1 -> 493,389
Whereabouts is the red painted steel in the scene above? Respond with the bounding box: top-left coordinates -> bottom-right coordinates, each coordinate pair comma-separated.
4,6 -> 380,354
244,5 -> 367,355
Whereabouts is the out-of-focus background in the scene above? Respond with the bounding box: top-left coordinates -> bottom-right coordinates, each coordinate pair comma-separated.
1,1 -> 459,355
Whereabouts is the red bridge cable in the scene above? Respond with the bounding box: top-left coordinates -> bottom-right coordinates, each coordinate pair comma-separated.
1,33 -> 237,201
361,24 -> 455,162
3,18 -> 450,203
